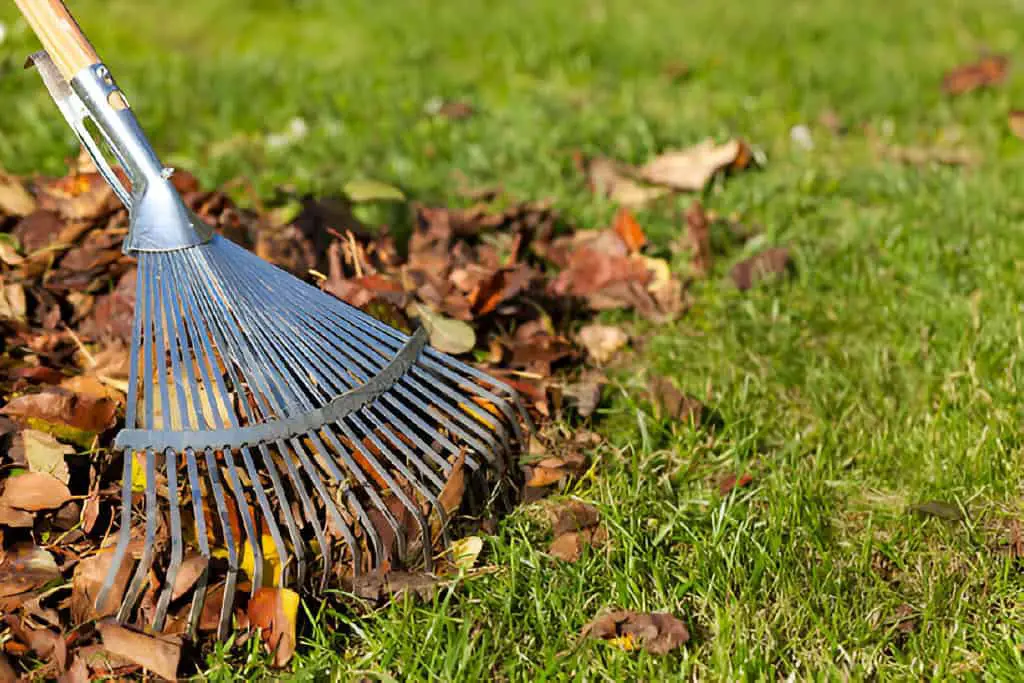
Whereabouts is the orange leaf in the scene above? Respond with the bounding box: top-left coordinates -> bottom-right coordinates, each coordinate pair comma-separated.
612,208 -> 646,253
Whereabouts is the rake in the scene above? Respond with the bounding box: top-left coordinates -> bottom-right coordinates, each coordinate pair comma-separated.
16,0 -> 528,639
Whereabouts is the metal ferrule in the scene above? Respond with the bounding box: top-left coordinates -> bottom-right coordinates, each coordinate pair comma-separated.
32,53 -> 212,253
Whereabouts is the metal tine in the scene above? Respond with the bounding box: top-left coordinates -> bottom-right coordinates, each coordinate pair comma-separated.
118,448 -> 158,621
151,256 -> 201,629
302,430 -> 391,571
178,249 -> 359,578
167,258 -> 266,605
267,281 -> 509,466
119,256 -> 166,621
171,256 -> 300,588
200,252 -> 413,566
272,283 -> 500,471
202,445 -> 238,642
98,252 -> 147,608
176,252 -> 334,581
222,265 -> 469,480
152,447 -> 182,631
215,257 -> 450,511
202,271 -> 431,569
248,287 -> 468,476
183,446 -> 210,635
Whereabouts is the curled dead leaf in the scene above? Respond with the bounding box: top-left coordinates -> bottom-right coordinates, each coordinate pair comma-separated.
578,324 -> 629,365
97,621 -> 181,681
638,139 -> 752,191
0,545 -> 61,598
247,587 -> 300,668
730,247 -> 792,291
0,471 -> 71,511
581,610 -> 690,655
942,55 -> 1009,96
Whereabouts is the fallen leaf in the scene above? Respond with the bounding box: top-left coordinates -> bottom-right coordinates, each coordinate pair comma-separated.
97,621 -> 181,681
612,208 -> 646,253
171,554 -> 209,602
0,653 -> 16,682
730,247 -> 792,291
581,610 -> 689,655
247,587 -> 300,667
1,387 -> 117,445
10,429 -> 73,484
718,472 -> 754,495
638,139 -> 752,191
910,500 -> 965,522
685,200 -> 712,277
882,145 -> 978,167
71,548 -> 134,621
0,545 -> 60,598
647,377 -> 705,425
0,471 -> 71,511
942,55 -> 1009,95
450,536 -> 483,570
563,371 -> 606,418
413,303 -> 476,354
0,172 -> 35,217
586,157 -> 669,208
343,179 -> 406,203
0,282 -> 26,323
577,324 -> 629,365
1010,111 -> 1024,140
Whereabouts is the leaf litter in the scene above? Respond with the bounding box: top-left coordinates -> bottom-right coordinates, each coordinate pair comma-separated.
0,132 -> 770,674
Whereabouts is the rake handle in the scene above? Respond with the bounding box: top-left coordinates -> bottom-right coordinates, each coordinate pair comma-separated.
15,0 -> 100,80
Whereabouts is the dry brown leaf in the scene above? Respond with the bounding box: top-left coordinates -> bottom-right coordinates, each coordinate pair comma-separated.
71,549 -> 134,622
0,282 -> 27,324
1,387 -> 117,445
730,247 -> 792,291
97,621 -> 181,681
719,472 -> 754,495
0,472 -> 71,511
10,429 -> 73,484
883,145 -> 978,167
685,200 -> 712,277
549,527 -> 608,562
586,157 -> 669,207
581,610 -> 690,654
170,554 -> 209,602
1010,111 -> 1024,140
647,377 -> 705,425
942,55 -> 1009,95
577,324 -> 629,365
638,139 -> 752,191
0,545 -> 61,598
0,653 -> 17,682
0,172 -> 36,217
563,371 -> 606,418
247,587 -> 300,668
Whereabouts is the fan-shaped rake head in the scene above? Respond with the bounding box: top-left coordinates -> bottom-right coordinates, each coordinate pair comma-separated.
98,235 -> 529,639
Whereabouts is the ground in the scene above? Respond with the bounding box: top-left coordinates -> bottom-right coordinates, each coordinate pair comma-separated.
3,0 -> 1024,679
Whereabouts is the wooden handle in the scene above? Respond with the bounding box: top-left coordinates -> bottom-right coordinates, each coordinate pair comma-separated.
15,0 -> 100,81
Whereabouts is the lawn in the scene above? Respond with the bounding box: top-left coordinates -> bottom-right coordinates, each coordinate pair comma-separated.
3,0 -> 1024,679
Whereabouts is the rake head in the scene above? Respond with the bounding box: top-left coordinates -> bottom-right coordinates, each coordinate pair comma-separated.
26,48 -> 529,639
104,236 -> 527,638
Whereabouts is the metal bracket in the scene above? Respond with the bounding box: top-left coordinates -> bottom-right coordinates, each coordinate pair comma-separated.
27,51 -> 131,207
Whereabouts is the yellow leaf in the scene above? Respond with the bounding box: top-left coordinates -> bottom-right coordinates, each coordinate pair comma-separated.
129,451 -> 148,493
241,533 -> 283,586
450,536 -> 483,570
607,634 -> 638,651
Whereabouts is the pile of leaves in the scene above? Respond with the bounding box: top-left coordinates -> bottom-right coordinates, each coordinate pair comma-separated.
0,137 -> 787,678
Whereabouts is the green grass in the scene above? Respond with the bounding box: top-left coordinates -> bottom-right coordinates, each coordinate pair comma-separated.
5,0 -> 1024,679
